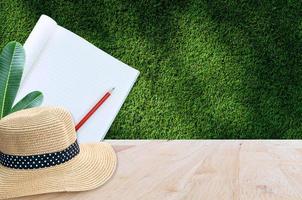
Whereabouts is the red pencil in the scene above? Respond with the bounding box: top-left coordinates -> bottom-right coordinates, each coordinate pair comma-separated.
75,87 -> 115,131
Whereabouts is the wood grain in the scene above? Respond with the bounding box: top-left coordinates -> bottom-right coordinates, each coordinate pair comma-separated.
10,140 -> 302,200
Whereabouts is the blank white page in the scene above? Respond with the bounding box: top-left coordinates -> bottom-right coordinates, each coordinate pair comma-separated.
17,15 -> 139,143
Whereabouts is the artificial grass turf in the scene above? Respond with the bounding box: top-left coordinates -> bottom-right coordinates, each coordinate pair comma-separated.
0,0 -> 302,139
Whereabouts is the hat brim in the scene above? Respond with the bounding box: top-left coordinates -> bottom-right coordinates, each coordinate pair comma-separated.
0,142 -> 117,199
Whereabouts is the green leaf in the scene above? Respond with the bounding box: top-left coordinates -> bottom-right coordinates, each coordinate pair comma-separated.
0,41 -> 25,118
11,91 -> 43,113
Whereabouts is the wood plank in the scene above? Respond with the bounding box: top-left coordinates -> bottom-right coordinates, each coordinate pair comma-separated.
9,140 -> 302,200
239,141 -> 302,200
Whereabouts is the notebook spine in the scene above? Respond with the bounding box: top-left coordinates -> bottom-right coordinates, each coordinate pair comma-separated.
22,15 -> 57,77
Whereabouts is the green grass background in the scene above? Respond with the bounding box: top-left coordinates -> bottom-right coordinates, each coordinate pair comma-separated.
1,0 -> 302,139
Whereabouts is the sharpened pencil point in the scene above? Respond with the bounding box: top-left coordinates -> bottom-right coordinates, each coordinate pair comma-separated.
110,87 -> 115,93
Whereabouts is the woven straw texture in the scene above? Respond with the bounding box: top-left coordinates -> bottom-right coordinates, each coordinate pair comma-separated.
0,107 -> 117,199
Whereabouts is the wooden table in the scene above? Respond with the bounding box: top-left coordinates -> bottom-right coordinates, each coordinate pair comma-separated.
12,140 -> 302,200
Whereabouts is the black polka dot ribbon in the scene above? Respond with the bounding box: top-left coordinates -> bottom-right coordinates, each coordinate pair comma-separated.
0,140 -> 80,170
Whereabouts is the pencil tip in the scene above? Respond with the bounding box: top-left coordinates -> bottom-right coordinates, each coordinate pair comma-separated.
110,87 -> 115,93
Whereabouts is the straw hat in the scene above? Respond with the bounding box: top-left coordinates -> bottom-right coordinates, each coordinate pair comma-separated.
0,107 -> 117,199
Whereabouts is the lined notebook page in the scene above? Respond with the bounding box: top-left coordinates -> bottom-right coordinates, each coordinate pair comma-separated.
16,15 -> 139,142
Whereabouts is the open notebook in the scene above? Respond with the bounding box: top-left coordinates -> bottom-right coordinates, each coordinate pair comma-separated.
16,15 -> 140,143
